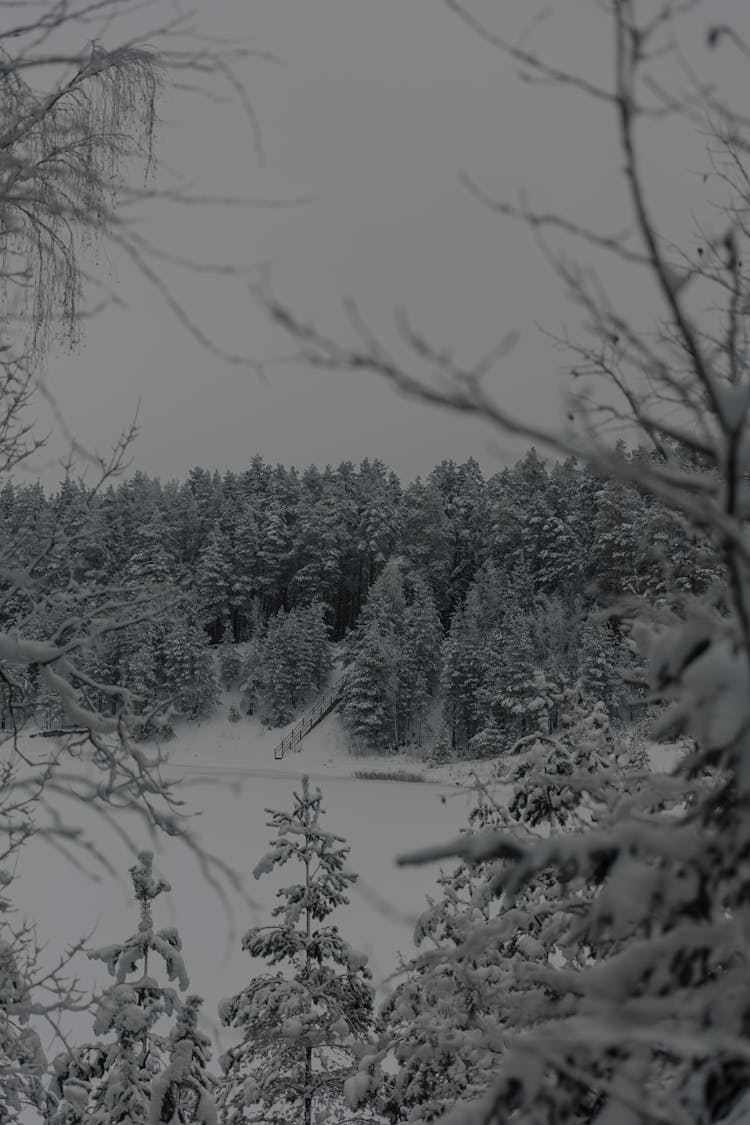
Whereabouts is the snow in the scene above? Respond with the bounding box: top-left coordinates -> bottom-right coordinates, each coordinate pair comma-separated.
11,702 -> 467,1055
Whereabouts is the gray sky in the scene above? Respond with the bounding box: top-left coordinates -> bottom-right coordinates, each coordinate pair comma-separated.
35,0 -> 748,484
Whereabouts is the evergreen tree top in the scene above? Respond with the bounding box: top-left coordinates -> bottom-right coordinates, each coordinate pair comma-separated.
88,850 -> 188,995
251,777 -> 357,927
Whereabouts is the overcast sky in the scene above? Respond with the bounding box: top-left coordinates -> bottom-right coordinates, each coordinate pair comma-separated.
33,0 -> 748,485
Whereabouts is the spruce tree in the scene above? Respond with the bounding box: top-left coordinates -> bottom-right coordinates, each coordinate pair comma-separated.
440,604 -> 486,754
259,608 -> 302,727
195,527 -> 233,643
377,857 -> 504,1124
579,615 -> 627,718
341,620 -> 399,750
150,995 -> 216,1125
341,560 -> 406,750
295,601 -> 333,696
400,575 -> 443,746
159,617 -> 220,721
239,637 -> 264,717
49,852 -> 199,1125
218,778 -> 377,1125
228,502 -> 261,640
218,639 -> 243,690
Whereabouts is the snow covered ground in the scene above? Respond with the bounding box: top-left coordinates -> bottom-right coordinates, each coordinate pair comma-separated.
11,697 -> 678,1062
11,704 -> 477,1054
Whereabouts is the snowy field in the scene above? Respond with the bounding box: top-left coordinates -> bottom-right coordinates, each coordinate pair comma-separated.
12,706 -> 474,1054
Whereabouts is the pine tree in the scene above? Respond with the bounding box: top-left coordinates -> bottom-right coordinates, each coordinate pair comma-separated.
377,857 -> 504,1123
259,608 -> 302,727
218,638 -> 243,690
400,574 -> 443,746
341,560 -> 406,751
579,615 -> 628,717
440,604 -> 486,754
356,459 -> 401,595
428,459 -> 487,610
195,527 -> 233,643
218,778 -> 378,1125
54,852 -> 193,1125
257,494 -> 295,616
159,617 -> 220,721
398,480 -> 452,619
479,611 -> 542,742
228,502 -> 261,640
589,453 -> 649,599
295,601 -> 333,695
150,995 -> 217,1125
341,621 -> 399,750
123,518 -> 177,592
239,636 -> 264,717
293,492 -> 347,613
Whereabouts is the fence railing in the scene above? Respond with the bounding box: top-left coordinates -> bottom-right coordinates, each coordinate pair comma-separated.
273,670 -> 348,760
273,673 -> 350,760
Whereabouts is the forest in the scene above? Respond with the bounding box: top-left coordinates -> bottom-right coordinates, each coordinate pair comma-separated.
3,0 -> 750,1122
0,442 -> 714,751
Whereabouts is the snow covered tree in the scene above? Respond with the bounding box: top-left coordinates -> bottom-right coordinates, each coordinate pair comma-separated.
228,503 -> 261,640
239,637 -> 264,717
257,494 -> 296,617
476,611 -> 545,745
343,559 -> 442,751
218,778 -> 378,1125
48,852 -> 194,1125
0,920 -> 49,1124
341,620 -> 400,750
356,459 -> 402,595
219,640 -> 244,691
150,995 -> 217,1125
342,560 -> 406,750
440,604 -> 487,755
578,615 -> 628,717
377,857 -> 505,1124
159,617 -> 220,722
427,460 -> 487,610
123,521 -> 177,593
398,480 -> 452,617
195,528 -> 234,643
400,575 -> 443,746
259,608 -> 303,727
296,601 -> 333,696
589,465 -> 649,599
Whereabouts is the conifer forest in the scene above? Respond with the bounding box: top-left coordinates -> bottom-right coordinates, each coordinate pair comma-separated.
2,2 -> 750,1125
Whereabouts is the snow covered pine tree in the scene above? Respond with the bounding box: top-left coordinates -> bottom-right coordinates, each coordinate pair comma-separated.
218,777 -> 379,1125
46,851 -> 216,1125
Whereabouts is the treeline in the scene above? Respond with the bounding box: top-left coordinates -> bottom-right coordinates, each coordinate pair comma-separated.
0,443 -> 720,741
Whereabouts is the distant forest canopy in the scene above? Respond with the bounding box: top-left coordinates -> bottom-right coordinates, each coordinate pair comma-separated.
1,442 -> 720,746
